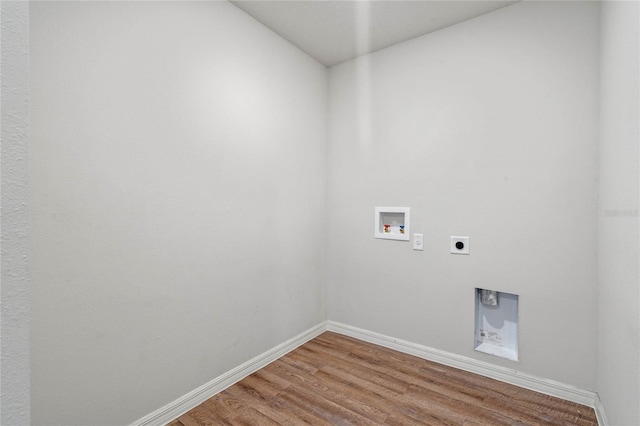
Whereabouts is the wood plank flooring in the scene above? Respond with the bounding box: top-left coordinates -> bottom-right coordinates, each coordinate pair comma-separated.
168,332 -> 598,425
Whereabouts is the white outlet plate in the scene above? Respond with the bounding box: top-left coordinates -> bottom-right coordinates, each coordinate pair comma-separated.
413,234 -> 424,251
450,236 -> 470,254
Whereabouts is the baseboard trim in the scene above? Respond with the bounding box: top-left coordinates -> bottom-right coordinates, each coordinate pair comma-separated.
593,393 -> 609,426
130,321 -> 328,426
132,320 -> 606,426
327,321 -> 600,412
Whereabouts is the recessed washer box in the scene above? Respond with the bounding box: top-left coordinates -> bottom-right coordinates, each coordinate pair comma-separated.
374,207 -> 410,241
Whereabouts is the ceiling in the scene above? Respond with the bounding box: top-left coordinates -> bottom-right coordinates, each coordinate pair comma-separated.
230,0 -> 520,67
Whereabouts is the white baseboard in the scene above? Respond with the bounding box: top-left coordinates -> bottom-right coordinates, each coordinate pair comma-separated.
593,393 -> 609,426
131,320 -> 607,426
130,321 -> 328,426
327,321 -> 601,415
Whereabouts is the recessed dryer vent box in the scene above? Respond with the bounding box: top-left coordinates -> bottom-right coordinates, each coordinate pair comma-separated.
474,288 -> 519,361
374,207 -> 410,241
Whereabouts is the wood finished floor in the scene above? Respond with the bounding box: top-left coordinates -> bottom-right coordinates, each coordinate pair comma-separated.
168,332 -> 597,425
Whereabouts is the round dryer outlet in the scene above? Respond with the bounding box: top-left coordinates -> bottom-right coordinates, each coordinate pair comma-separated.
450,236 -> 470,255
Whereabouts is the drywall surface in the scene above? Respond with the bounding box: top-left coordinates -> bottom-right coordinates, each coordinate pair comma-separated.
597,1 -> 640,424
327,1 -> 599,390
30,2 -> 327,424
1,1 -> 30,424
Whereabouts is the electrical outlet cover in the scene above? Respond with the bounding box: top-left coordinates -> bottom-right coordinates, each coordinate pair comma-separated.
450,236 -> 470,254
413,234 -> 424,251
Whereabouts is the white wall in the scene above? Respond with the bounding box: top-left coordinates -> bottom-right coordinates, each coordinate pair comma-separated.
597,1 -> 640,425
1,1 -> 31,424
22,1 -> 640,424
29,2 -> 327,424
327,1 -> 600,390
